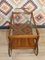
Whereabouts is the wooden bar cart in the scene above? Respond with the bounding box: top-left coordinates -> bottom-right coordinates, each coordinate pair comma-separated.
8,9 -> 39,56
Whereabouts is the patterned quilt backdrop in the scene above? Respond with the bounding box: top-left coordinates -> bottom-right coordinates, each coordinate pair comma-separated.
0,0 -> 45,28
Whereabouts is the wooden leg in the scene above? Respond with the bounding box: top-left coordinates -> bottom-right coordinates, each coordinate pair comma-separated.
33,39 -> 38,56
34,44 -> 38,56
8,40 -> 12,57
8,46 -> 12,57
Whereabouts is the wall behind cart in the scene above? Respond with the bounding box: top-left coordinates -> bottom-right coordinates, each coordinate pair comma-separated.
0,0 -> 45,28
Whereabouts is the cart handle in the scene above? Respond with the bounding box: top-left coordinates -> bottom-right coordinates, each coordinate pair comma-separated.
31,12 -> 39,36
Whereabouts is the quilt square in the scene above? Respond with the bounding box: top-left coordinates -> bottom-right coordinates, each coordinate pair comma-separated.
22,0 -> 37,13
13,13 -> 25,24
34,11 -> 45,25
0,0 -> 13,15
13,12 -> 30,24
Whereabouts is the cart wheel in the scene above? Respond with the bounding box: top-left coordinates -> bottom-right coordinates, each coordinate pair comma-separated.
34,44 -> 38,56
8,47 -> 12,57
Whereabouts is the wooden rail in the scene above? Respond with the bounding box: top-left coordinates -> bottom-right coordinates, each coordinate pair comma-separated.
8,35 -> 39,39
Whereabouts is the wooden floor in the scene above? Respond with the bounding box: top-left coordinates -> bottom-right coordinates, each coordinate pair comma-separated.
0,28 -> 45,60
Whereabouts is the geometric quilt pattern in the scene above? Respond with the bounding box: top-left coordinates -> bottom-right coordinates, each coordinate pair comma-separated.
34,11 -> 45,25
22,0 -> 37,13
0,0 -> 45,28
12,24 -> 32,35
13,13 -> 30,24
13,14 -> 25,24
0,0 -> 13,15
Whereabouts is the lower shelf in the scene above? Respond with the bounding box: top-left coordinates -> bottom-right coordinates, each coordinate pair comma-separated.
10,38 -> 35,49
